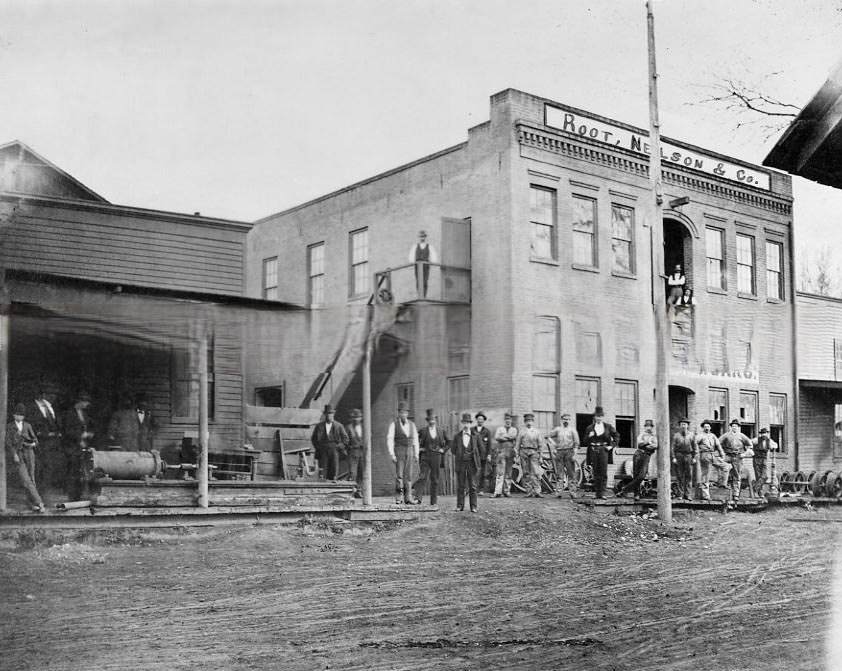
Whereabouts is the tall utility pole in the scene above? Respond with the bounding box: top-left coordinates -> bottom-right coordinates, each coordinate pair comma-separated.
361,330 -> 373,506
647,0 -> 672,524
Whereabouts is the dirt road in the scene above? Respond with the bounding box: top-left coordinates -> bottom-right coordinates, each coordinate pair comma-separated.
1,498 -> 839,671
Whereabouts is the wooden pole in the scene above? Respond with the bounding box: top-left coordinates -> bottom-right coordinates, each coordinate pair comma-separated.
362,329 -> 373,506
197,326 -> 209,508
0,281 -> 9,512
647,0 -> 672,524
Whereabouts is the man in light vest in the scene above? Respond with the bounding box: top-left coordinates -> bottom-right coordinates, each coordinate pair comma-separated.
408,229 -> 438,298
386,401 -> 420,504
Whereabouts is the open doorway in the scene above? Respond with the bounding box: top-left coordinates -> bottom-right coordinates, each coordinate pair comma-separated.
668,385 -> 696,435
663,218 -> 694,295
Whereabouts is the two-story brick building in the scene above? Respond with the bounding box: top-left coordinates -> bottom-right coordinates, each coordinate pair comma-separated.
247,89 -> 798,495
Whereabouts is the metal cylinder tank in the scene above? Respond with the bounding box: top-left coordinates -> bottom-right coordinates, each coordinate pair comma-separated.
85,449 -> 163,480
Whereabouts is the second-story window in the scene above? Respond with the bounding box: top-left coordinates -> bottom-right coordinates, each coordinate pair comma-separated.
737,233 -> 755,295
308,242 -> 325,306
706,227 -> 725,290
611,204 -> 634,274
766,240 -> 783,300
572,196 -> 597,267
349,228 -> 369,297
262,256 -> 278,300
530,185 -> 556,260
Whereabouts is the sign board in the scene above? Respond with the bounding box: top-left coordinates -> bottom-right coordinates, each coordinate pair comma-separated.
545,105 -> 771,191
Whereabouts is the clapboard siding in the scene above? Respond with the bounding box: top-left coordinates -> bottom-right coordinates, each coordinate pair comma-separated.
798,389 -> 840,472
1,198 -> 248,295
797,293 -> 842,381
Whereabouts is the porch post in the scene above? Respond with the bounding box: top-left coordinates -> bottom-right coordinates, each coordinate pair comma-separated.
362,330 -> 373,506
197,326 -> 209,508
0,281 -> 8,512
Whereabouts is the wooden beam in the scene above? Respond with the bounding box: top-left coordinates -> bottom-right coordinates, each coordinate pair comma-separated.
0,280 -> 8,512
197,325 -> 209,508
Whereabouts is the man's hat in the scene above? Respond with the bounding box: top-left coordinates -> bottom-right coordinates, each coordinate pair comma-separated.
13,403 -> 26,415
594,406 -> 605,417
397,401 -> 409,412
475,410 -> 487,420
759,427 -> 769,434
418,229 -> 427,237
77,391 -> 91,402
523,412 -> 535,421
323,404 -> 335,414
644,419 -> 654,427
678,417 -> 690,424
349,408 -> 362,419
135,392 -> 150,409
701,419 -> 712,427
460,412 -> 473,423
504,412 -> 513,419
425,408 -> 437,421
729,418 -> 741,426
561,412 -> 571,419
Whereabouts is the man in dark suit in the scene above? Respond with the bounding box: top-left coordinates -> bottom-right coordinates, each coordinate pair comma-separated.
28,388 -> 62,490
107,392 -> 157,451
472,410 -> 492,495
62,391 -> 95,501
451,412 -> 482,512
310,404 -> 349,480
344,408 -> 365,497
411,409 -> 449,505
6,403 -> 45,512
581,406 -> 619,499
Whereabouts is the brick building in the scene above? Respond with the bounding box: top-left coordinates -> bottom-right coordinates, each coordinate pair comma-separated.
247,89 -> 797,494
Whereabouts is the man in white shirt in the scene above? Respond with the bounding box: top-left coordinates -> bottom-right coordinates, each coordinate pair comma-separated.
29,387 -> 62,489
549,413 -> 580,496
5,403 -> 45,512
408,229 -> 438,298
411,409 -> 449,505
386,401 -> 420,504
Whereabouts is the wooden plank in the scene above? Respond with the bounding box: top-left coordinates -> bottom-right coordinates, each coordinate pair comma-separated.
245,405 -> 322,425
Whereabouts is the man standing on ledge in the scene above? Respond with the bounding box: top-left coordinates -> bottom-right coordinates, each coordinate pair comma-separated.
581,406 -> 619,499
386,401 -> 420,504
451,412 -> 482,512
408,229 -> 438,298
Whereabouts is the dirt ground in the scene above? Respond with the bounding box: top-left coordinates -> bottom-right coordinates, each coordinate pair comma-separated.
1,497 -> 840,671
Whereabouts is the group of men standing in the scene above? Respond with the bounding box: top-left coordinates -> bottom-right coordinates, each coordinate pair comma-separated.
4,389 -> 158,511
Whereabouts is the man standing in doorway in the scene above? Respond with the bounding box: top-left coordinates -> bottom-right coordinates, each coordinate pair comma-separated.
345,408 -> 365,498
671,418 -> 697,500
62,391 -> 95,501
473,411 -> 492,495
720,418 -> 753,505
493,413 -> 518,498
310,404 -> 349,481
451,412 -> 482,512
28,387 -> 62,490
412,409 -> 449,505
386,401 -> 420,505
695,419 -> 731,500
581,406 -> 619,499
514,412 -> 544,498
549,412 -> 580,497
616,419 -> 658,499
408,229 -> 438,298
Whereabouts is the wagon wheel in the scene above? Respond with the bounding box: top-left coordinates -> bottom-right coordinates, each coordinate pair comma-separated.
540,457 -> 559,493
809,470 -> 824,497
579,463 -> 594,490
573,460 -> 585,487
823,471 -> 838,498
509,461 -> 526,493
779,471 -> 791,493
670,480 -> 681,499
639,479 -> 656,499
793,471 -> 807,495
830,475 -> 842,499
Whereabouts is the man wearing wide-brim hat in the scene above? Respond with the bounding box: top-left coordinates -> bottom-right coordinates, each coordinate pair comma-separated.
581,406 -> 619,499
386,401 -> 420,504
5,403 -> 45,512
310,404 -> 350,481
451,412 -> 483,512
720,419 -> 753,504
344,408 -> 365,497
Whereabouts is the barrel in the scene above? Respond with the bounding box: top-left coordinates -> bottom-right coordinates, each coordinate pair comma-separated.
824,471 -> 838,498
832,475 -> 842,499
85,449 -> 163,480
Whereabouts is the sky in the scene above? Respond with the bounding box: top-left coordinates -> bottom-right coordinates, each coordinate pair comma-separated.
1,0 -> 841,260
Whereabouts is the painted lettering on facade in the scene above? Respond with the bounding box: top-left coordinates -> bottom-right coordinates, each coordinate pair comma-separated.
545,105 -> 771,191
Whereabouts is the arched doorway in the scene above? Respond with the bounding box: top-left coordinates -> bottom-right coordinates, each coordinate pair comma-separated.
663,217 -> 694,286
668,385 -> 696,435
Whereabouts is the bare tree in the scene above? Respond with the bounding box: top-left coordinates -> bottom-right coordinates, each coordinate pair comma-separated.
798,248 -> 841,296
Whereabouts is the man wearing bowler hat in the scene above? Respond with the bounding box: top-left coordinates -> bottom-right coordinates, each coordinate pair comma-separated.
472,411 -> 492,495
310,404 -> 349,481
412,409 -> 449,505
581,406 -> 619,499
6,403 -> 45,512
452,412 -> 482,512
345,409 -> 365,497
720,418 -> 753,504
387,401 -> 420,504
408,229 -> 438,298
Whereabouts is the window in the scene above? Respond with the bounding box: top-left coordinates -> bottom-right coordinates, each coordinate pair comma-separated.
447,305 -> 471,371
708,322 -> 728,374
447,376 -> 469,414
835,339 -> 842,381
530,185 -> 556,260
611,204 -> 634,274
706,227 -> 725,290
769,393 -> 787,454
349,228 -> 369,297
766,240 -> 783,301
575,376 -> 601,451
709,387 -> 728,435
615,380 -> 638,449
308,243 -> 325,306
737,233 -> 755,295
396,382 -> 415,420
739,390 -> 758,438
255,385 -> 284,407
532,375 -> 558,435
576,329 -> 602,366
172,337 -> 215,422
572,196 -> 597,267
533,316 -> 560,372
262,257 -> 278,300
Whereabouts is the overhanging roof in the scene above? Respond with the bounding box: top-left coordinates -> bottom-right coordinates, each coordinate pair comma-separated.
763,59 -> 842,188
